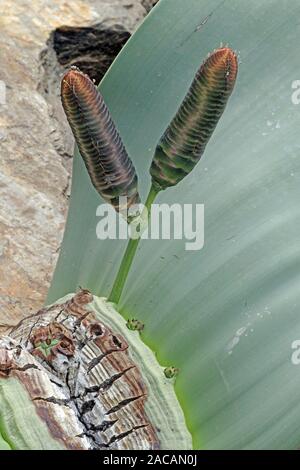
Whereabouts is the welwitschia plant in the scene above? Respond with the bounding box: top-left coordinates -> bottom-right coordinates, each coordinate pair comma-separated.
109,47 -> 238,304
2,0 -> 297,451
0,46 -> 237,450
46,0 -> 300,450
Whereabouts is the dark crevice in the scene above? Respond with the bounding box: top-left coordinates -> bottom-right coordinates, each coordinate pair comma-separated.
87,348 -> 121,374
0,362 -> 39,378
78,419 -> 117,439
81,385 -> 100,396
99,424 -> 149,448
87,353 -> 106,373
80,399 -> 95,415
50,378 -> 63,388
10,363 -> 40,373
101,366 -> 136,392
24,317 -> 41,347
54,308 -> 65,322
59,314 -> 72,325
73,314 -> 95,351
88,324 -> 103,337
52,24 -> 131,84
9,313 -> 39,337
63,364 -> 98,448
39,356 -> 59,374
89,419 -> 117,433
33,396 -> 70,406
106,394 -> 145,415
85,365 -> 135,395
112,335 -> 123,348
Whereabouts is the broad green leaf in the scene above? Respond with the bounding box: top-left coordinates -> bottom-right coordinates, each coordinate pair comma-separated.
0,432 -> 11,450
48,0 -> 300,449
0,378 -> 64,450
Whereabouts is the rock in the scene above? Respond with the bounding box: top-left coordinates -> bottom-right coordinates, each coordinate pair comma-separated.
52,24 -> 131,83
0,0 -> 148,333
141,0 -> 159,12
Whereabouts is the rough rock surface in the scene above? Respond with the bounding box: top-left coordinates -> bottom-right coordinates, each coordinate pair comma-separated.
0,1 -> 149,332
141,0 -> 159,13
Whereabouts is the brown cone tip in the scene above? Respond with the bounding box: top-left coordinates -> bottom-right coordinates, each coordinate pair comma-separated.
202,47 -> 238,86
61,67 -> 95,101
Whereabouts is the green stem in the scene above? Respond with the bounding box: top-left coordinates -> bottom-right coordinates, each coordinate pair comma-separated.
108,184 -> 159,304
